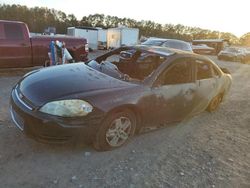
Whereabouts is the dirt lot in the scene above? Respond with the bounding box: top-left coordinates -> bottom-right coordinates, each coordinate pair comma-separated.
0,53 -> 249,188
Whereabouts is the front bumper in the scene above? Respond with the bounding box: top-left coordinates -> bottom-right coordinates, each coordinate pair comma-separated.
10,89 -> 105,143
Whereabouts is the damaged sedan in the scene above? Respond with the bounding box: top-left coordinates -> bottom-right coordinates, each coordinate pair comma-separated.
10,45 -> 232,151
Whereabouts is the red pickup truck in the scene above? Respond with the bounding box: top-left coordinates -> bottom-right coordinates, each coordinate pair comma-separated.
0,20 -> 88,68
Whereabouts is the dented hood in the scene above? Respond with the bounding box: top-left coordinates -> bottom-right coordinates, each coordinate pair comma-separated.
19,63 -> 132,106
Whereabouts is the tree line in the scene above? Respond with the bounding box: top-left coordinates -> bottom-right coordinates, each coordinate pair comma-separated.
0,4 -> 249,46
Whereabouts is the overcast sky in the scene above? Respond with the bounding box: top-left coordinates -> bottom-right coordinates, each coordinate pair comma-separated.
1,0 -> 249,37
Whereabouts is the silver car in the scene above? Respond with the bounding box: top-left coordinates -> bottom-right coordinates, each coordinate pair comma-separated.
142,37 -> 193,52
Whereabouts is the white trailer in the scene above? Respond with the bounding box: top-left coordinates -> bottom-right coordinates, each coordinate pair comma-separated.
67,27 -> 99,50
98,29 -> 107,42
97,29 -> 107,49
107,27 -> 139,49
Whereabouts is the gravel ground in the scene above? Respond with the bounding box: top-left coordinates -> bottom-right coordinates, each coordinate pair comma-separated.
0,52 -> 249,188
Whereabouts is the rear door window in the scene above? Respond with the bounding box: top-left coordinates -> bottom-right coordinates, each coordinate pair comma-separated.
4,23 -> 24,40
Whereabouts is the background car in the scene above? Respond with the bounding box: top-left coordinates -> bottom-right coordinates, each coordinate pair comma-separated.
10,46 -> 232,151
192,44 -> 216,55
141,37 -> 193,52
217,47 -> 246,63
238,47 -> 250,63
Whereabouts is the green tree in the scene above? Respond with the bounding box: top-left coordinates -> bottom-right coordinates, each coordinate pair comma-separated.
240,33 -> 250,46
0,3 -> 244,45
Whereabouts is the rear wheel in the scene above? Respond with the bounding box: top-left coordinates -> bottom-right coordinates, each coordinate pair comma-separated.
207,94 -> 223,112
93,110 -> 136,151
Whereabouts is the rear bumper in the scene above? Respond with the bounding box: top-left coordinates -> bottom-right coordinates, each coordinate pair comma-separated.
10,89 -> 104,143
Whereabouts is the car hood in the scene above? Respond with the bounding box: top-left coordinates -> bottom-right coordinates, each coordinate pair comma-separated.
19,63 -> 134,106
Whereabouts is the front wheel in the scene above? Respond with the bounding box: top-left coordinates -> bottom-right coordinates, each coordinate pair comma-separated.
207,94 -> 223,112
93,110 -> 136,151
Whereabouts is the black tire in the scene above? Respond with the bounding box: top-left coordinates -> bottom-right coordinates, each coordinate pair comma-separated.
93,110 -> 136,151
207,94 -> 223,112
44,60 -> 50,67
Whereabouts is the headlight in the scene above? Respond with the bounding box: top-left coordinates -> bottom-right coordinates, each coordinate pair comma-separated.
39,99 -> 93,117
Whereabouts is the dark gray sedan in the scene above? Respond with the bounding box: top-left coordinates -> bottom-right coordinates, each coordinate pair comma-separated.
10,45 -> 232,151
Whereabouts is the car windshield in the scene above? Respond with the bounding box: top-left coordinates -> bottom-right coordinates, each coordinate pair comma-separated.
88,48 -> 167,82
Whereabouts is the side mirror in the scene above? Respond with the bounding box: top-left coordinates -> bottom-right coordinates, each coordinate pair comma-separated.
220,67 -> 230,74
